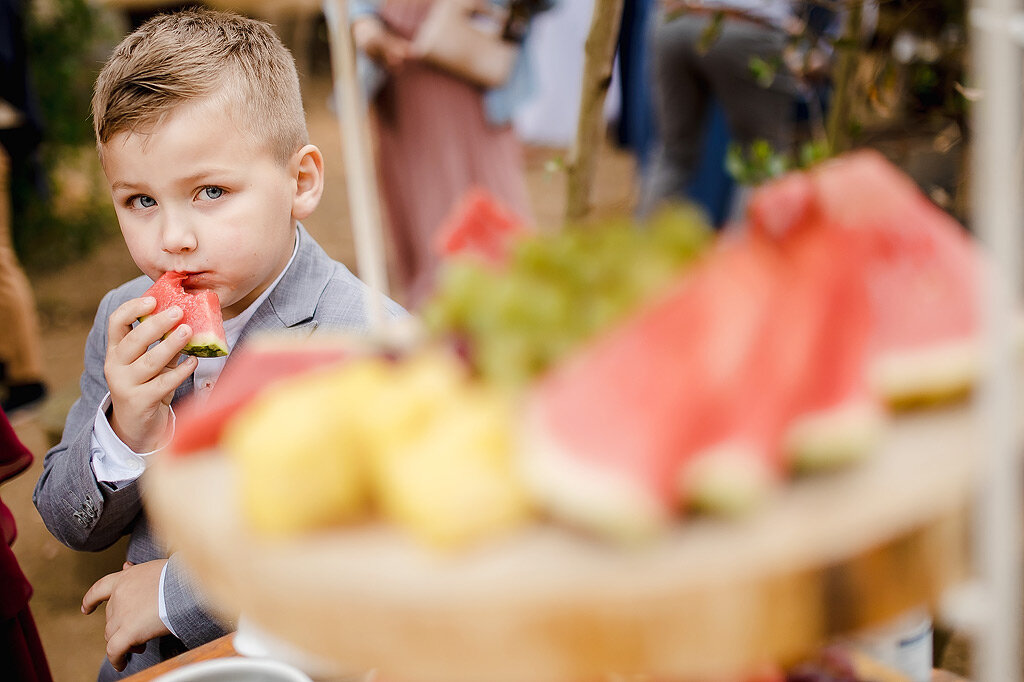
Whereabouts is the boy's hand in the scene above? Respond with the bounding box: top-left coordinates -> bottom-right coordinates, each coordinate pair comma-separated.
82,559 -> 171,672
105,296 -> 198,452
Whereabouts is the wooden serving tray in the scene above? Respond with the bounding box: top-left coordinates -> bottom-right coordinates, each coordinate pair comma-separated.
144,403 -> 978,682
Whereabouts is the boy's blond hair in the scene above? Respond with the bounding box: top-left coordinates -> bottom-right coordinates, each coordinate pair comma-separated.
92,7 -> 308,164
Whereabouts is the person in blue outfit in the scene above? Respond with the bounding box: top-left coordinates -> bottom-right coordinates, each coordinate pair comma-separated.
33,9 -> 403,679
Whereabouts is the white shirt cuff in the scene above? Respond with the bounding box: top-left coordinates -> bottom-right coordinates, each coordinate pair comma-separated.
90,392 -> 176,484
158,562 -> 178,638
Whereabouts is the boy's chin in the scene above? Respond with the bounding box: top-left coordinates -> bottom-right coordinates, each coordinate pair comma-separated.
220,292 -> 255,320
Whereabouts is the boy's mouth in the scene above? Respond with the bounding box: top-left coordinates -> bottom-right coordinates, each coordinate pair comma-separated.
179,272 -> 211,290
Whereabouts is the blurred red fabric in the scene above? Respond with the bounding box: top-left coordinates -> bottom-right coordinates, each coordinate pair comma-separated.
0,407 -> 52,681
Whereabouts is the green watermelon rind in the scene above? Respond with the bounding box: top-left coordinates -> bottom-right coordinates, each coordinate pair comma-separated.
182,332 -> 229,358
870,339 -> 978,409
137,316 -> 229,358
677,443 -> 776,518
784,401 -> 886,473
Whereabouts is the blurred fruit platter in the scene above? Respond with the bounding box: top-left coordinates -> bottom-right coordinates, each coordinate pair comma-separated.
144,151 -> 993,682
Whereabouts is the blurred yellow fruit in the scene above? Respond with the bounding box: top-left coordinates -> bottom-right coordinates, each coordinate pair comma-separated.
222,360 -> 390,535
223,349 -> 532,549
373,382 -> 532,550
360,350 -> 468,455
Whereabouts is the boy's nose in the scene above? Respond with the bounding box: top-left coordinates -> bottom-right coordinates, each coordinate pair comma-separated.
160,214 -> 198,254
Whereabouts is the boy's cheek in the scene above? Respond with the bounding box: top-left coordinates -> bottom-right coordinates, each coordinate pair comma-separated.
119,235 -> 161,280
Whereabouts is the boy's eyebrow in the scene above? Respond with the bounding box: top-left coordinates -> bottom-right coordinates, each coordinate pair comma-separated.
109,169 -> 235,193
109,180 -> 141,192
177,169 -> 234,185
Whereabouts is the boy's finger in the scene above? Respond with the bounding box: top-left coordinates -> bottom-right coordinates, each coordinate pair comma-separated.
107,297 -> 157,347
106,630 -> 134,672
133,324 -> 192,381
152,355 -> 198,400
82,572 -> 118,615
116,307 -> 185,366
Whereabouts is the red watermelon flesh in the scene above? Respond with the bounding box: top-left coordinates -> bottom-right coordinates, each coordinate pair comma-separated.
434,187 -> 529,265
142,272 -> 228,358
169,337 -> 350,456
737,225 -> 881,473
523,219 -> 884,533
522,236 -> 786,537
747,150 -> 981,405
678,224 -> 880,511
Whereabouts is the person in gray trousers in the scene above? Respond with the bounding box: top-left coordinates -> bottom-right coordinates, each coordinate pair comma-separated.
639,0 -> 799,218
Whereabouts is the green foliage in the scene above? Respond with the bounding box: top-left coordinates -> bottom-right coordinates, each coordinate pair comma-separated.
725,138 -> 831,187
748,56 -> 781,89
26,0 -> 108,149
11,0 -> 123,269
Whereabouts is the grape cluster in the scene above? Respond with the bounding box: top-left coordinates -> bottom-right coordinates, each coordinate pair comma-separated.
422,206 -> 713,388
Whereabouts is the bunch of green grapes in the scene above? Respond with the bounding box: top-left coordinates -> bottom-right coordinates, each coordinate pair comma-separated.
422,206 -> 714,388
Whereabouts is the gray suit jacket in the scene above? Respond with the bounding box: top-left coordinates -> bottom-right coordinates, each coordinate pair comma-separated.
33,225 -> 404,678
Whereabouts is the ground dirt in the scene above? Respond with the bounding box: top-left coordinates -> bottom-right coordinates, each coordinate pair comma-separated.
3,67 -> 638,681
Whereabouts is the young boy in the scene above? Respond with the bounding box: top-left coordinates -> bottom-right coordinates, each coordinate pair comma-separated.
32,8 -> 403,679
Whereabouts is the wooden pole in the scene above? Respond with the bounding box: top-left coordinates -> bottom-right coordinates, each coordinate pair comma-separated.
968,1 -> 1023,680
824,0 -> 863,155
565,0 -> 625,223
322,0 -> 390,332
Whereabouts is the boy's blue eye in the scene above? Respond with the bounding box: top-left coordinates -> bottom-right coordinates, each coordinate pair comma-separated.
130,195 -> 156,209
199,186 -> 224,201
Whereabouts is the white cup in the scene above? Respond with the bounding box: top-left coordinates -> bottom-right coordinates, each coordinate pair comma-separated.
155,658 -> 314,682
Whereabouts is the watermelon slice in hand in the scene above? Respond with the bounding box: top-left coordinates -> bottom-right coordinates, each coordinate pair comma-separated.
141,272 -> 229,358
747,150 -> 982,408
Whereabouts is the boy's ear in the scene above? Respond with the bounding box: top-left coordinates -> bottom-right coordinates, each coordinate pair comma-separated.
291,144 -> 325,221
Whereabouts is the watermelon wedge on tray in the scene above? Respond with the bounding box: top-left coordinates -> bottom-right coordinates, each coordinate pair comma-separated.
434,187 -> 529,265
747,219 -> 884,473
521,235 -> 783,536
747,149 -> 982,408
141,272 -> 229,358
521,150 -> 974,538
522,224 -> 881,537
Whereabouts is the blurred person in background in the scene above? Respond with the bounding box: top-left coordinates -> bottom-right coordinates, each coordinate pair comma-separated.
0,0 -> 48,414
0,406 -> 53,681
637,0 -> 800,219
613,0 -> 740,227
511,0 -> 592,147
351,0 -> 549,308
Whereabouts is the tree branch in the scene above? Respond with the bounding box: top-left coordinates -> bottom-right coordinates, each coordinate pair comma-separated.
565,0 -> 625,223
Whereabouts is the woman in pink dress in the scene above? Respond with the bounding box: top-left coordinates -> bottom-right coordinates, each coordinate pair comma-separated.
352,0 -> 543,307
